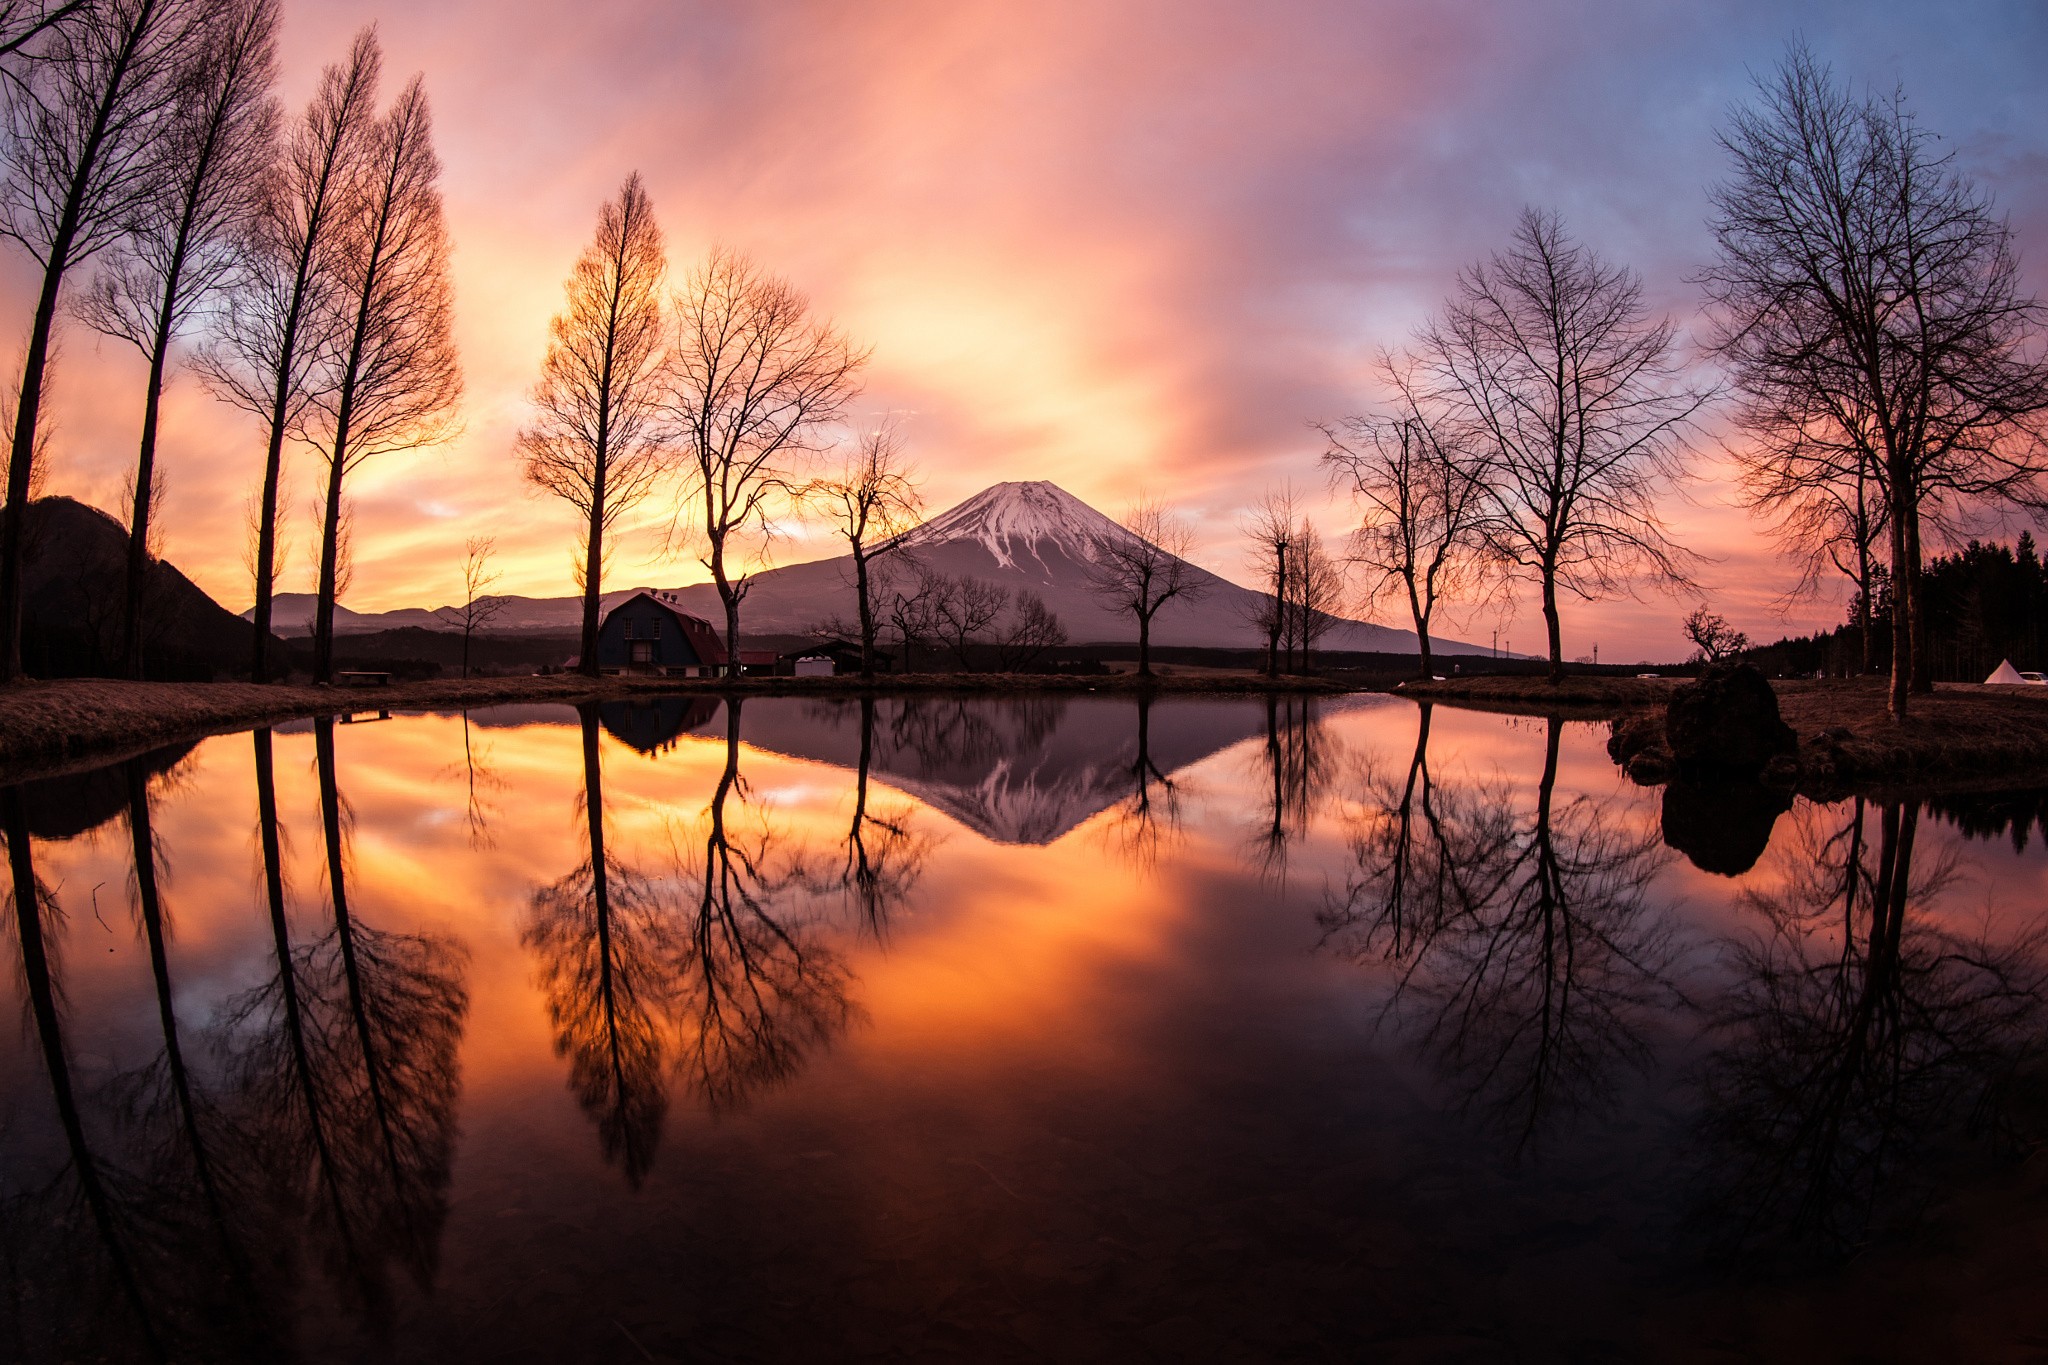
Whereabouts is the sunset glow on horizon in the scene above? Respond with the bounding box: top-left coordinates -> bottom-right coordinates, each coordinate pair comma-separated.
5,0 -> 2045,660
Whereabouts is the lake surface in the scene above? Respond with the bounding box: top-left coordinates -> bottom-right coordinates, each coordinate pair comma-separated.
4,694 -> 2046,1362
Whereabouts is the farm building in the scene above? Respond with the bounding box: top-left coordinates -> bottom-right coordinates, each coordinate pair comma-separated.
593,591 -> 727,676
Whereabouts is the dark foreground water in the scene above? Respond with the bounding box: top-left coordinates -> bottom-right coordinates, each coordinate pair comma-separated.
3,694 -> 2046,1363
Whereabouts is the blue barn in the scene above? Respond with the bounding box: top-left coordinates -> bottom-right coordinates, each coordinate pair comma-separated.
592,591 -> 728,676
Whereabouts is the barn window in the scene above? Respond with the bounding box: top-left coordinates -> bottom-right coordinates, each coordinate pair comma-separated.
630,640 -> 653,664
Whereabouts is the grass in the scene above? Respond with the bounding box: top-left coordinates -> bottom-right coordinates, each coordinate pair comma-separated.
1397,673 -> 1680,716
0,669 -> 1364,783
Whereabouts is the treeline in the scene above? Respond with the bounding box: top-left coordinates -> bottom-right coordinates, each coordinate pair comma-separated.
1745,534 -> 2048,682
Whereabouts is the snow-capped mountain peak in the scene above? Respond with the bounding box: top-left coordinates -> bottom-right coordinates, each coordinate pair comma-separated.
905,480 -> 1134,571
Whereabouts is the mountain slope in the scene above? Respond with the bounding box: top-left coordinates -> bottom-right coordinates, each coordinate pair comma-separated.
269,480 -> 1491,654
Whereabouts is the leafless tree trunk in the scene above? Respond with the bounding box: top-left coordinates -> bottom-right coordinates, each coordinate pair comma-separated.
663,248 -> 866,676
1244,488 -> 1296,678
303,73 -> 460,683
0,0 -> 201,682
992,590 -> 1067,671
521,172 -> 668,678
806,421 -> 919,676
78,0 -> 277,679
1324,355 -> 1488,680
434,534 -> 503,678
196,26 -> 380,682
1703,43 -> 2048,715
1422,209 -> 1704,681
1088,495 -> 1205,679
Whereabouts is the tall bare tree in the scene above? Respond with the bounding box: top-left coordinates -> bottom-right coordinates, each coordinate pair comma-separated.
1702,44 -> 2048,716
520,172 -> 669,678
1088,495 -> 1205,679
303,73 -> 459,683
1284,522 -> 1343,673
1422,209 -> 1704,680
0,0 -> 202,682
196,26 -> 380,681
1244,488 -> 1342,675
79,0 -> 277,678
806,421 -> 919,676
1324,356 -> 1489,679
664,248 -> 866,675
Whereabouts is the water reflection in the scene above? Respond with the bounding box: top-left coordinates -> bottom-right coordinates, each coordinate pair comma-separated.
1695,796 -> 2048,1259
528,700 -> 871,1187
219,720 -> 469,1332
3,697 -> 2047,1358
1323,712 -> 1684,1149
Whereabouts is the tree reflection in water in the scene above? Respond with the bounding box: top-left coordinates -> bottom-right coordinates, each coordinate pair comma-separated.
839,695 -> 934,939
525,704 -> 674,1186
528,699 -> 863,1186
1102,690 -> 1186,867
1247,694 -> 1339,881
1323,711 -> 1684,1150
669,697 -> 859,1114
1696,796 -> 2048,1259
218,720 -> 469,1331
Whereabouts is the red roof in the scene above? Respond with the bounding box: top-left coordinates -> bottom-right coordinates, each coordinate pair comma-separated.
613,590 -> 728,666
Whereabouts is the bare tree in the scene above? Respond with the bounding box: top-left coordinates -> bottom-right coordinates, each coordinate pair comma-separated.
0,2 -> 91,62
0,0 -> 204,682
519,172 -> 669,679
195,26 -> 380,682
992,590 -> 1067,671
664,248 -> 866,675
1324,356 -> 1489,680
806,420 -> 920,676
1284,522 -> 1343,673
1244,487 -> 1298,678
936,573 -> 1007,669
1702,44 -> 2048,717
880,559 -> 945,673
1682,607 -> 1749,663
78,0 -> 277,678
433,535 -> 504,678
1422,209 -> 1704,680
1089,495 -> 1204,679
302,73 -> 460,683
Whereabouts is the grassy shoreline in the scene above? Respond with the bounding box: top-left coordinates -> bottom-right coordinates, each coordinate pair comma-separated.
0,671 -> 1365,784
1408,673 -> 2048,797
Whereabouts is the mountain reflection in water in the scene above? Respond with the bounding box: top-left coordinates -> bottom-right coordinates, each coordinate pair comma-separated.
3,695 -> 2046,1361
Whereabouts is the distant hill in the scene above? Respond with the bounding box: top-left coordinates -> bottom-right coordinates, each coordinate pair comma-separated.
20,497 -> 279,680
270,480 -> 1492,655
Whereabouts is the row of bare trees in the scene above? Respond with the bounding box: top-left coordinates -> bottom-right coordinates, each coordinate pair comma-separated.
1324,45 -> 2048,709
1325,209 -> 1704,682
522,174 -> 867,678
0,6 -> 460,684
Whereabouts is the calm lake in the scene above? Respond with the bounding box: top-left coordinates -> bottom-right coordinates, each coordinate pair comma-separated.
4,694 -> 2045,1362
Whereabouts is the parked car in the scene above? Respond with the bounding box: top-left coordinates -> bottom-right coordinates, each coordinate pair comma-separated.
2021,671 -> 2048,685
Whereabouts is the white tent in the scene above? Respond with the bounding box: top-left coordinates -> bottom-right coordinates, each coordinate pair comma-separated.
1986,659 -> 2026,685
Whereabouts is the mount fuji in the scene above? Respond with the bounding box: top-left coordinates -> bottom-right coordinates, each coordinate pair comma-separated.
267,480 -> 1487,654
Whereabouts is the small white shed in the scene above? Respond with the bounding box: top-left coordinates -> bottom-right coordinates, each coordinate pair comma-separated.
792,655 -> 835,678
1986,659 -> 2026,685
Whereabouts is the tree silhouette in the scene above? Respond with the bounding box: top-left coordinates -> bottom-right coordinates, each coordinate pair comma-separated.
196,27 -> 382,681
1324,715 -> 1685,1150
304,72 -> 460,682
523,704 -> 672,1186
521,173 -> 670,678
0,0 -> 203,682
77,0 -> 277,678
1694,797 -> 2048,1259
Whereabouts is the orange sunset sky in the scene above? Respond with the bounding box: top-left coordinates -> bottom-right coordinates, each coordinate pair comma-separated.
5,0 -> 2046,661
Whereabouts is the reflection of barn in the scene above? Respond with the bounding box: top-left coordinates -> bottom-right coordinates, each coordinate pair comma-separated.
594,591 -> 727,676
599,697 -> 724,755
